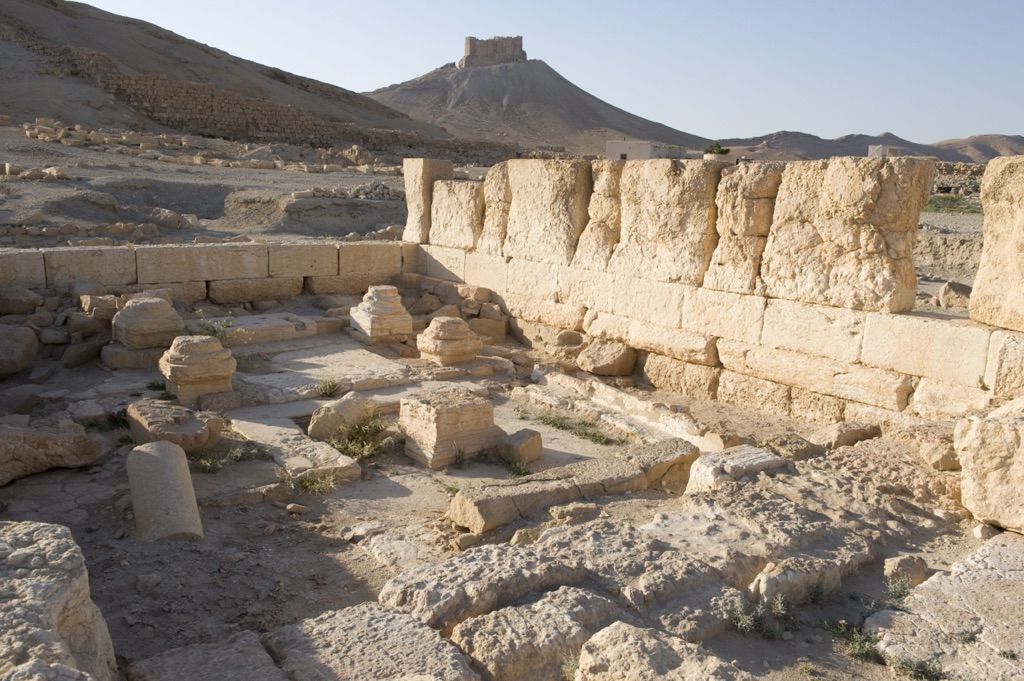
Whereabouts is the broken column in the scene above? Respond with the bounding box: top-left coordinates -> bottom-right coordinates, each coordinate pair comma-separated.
158,335 -> 237,408
112,297 -> 185,349
403,158 -> 454,243
400,387 -> 505,468
126,441 -> 203,541
417,316 -> 482,365
349,285 -> 413,346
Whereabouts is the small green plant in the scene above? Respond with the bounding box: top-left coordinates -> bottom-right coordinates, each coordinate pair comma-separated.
157,391 -> 176,401
825,619 -> 883,663
948,630 -> 977,645
891,656 -> 944,680
703,141 -> 731,155
561,651 -> 580,681
535,410 -> 624,446
999,650 -> 1018,660
129,391 -> 142,397
107,408 -> 129,431
884,575 -> 912,602
442,481 -> 461,496
190,311 -> 236,344
806,582 -> 826,605
189,441 -> 272,474
0,501 -> 9,514
923,193 -> 983,214
298,472 -> 336,495
731,604 -> 774,638
117,434 -> 134,446
83,419 -> 104,431
769,593 -> 791,621
536,411 -> 571,430
978,375 -> 990,391
316,378 -> 341,398
327,415 -> 394,461
452,447 -> 467,469
234,353 -> 264,373
146,380 -> 165,391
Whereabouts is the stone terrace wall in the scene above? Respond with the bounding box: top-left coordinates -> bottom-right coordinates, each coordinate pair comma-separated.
405,156 -> 1024,425
0,241 -> 411,303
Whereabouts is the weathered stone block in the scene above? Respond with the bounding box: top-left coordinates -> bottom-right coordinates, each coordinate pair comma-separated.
158,335 -> 236,408
0,416 -> 101,486
137,244 -> 268,284
862,312 -> 990,386
956,404 -> 1024,533
44,246 -> 137,287
400,387 -> 504,469
268,243 -> 339,277
911,378 -> 993,421
572,159 -> 625,270
577,339 -> 636,376
970,157 -> 1024,331
503,160 -> 592,265
717,371 -> 791,417
349,286 -> 413,345
984,330 -> 1024,398
464,252 -> 508,296
430,180 -> 484,249
790,388 -> 846,425
403,158 -> 454,243
0,326 -> 38,378
502,428 -> 542,464
418,316 -> 482,365
0,248 -> 45,287
760,157 -> 933,312
112,297 -> 185,350
127,630 -> 287,681
639,353 -> 721,400
584,311 -> 718,365
207,277 -> 303,304
761,299 -> 866,363
680,286 -> 765,345
704,161 -> 785,294
126,400 -> 223,455
418,244 -> 466,282
126,441 -> 203,541
608,159 -> 725,284
477,161 -> 511,255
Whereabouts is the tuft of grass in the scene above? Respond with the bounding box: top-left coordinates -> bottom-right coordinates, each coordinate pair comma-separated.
535,410 -> 624,446
806,582 -> 826,605
452,447 -> 467,469
825,619 -> 883,663
561,651 -> 580,681
731,604 -> 774,638
891,656 -> 944,680
234,353 -> 265,373
999,650 -> 1018,660
948,630 -> 977,645
923,193 -> 982,214
316,378 -> 341,398
297,473 -> 336,495
107,408 -> 129,431
327,415 -> 394,461
441,481 -> 461,496
884,575 -> 912,602
491,444 -> 531,479
190,311 -> 235,343
146,380 -> 165,391
189,441 -> 272,474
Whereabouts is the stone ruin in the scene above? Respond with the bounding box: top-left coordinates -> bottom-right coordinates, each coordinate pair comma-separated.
459,36 -> 527,69
2,153 -> 1024,679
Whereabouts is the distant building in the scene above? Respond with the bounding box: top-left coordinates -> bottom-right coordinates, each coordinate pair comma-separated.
605,140 -> 699,160
868,144 -> 910,158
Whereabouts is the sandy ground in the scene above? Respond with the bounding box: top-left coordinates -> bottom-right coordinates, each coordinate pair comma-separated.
0,125 -> 991,679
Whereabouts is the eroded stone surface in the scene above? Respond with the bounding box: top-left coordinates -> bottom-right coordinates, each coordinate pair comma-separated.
970,157 -> 1024,332
349,285 -> 413,346
126,400 -> 224,455
112,297 -> 185,350
400,387 -> 504,469
955,402 -> 1024,533
127,630 -> 287,681
417,316 -> 482,366
0,415 -> 102,486
0,325 -> 38,378
158,335 -> 236,408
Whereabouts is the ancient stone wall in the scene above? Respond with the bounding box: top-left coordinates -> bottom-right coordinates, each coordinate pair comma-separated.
406,156 -> 1024,425
459,36 -> 527,68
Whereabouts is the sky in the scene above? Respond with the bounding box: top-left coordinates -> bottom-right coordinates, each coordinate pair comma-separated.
80,0 -> 1023,143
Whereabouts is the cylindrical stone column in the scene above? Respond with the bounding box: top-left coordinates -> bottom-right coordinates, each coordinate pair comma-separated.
126,441 -> 203,541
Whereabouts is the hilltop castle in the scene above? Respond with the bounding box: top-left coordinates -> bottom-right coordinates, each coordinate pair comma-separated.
458,36 -> 527,68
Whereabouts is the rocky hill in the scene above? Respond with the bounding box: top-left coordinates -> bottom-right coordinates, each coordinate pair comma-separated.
930,133 -> 1024,163
0,0 -> 449,144
368,39 -> 710,156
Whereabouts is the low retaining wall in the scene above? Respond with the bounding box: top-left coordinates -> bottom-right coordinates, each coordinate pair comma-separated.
403,156 -> 1024,425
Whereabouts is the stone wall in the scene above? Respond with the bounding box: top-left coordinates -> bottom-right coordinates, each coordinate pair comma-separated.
459,36 -> 527,68
405,156 -> 1024,425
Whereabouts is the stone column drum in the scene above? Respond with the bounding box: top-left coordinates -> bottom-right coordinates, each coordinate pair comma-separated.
159,334 -> 236,408
126,441 -> 204,541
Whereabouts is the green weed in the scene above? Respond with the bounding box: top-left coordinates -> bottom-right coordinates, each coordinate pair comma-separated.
146,380 -> 165,391
327,415 -> 394,461
825,619 -> 883,663
923,193 -> 982,214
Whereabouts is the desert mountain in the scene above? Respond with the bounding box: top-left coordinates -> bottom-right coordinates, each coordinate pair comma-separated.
930,134 -> 1024,163
368,38 -> 710,156
0,0 -> 448,141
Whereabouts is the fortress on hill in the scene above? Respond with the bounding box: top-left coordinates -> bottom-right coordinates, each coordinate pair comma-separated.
458,36 -> 527,68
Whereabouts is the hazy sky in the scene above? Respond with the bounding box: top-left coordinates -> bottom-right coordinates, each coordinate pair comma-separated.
81,0 -> 1022,143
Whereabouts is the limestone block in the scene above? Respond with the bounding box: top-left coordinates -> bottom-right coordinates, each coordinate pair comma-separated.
501,428 -> 542,463
403,158 -> 454,243
0,522 -> 118,681
970,157 -> 1024,331
429,180 -> 484,249
137,244 -> 268,284
418,316 -> 482,365
808,421 -> 881,450
984,330 -> 1024,398
503,160 -> 592,265
417,244 -> 466,282
0,416 -> 102,486
717,370 -> 791,417
400,387 -> 504,468
127,630 -> 287,681
0,248 -> 45,287
477,161 -> 511,255
401,241 -> 421,274
616,439 -> 701,486
230,417 -> 361,486
125,441 -> 203,541
686,445 -> 789,493
207,276 -> 303,304
790,388 -> 846,425
761,299 -> 866,363
308,393 -> 374,441
910,378 -> 993,421
572,159 -> 625,270
761,157 -> 933,312
721,341 -> 914,411
577,622 -> 752,681
639,354 -> 721,400
349,285 -> 413,345
268,243 -> 339,277
112,297 -> 185,350
584,311 -> 718,366
158,335 -> 236,408
0,325 -> 38,378
861,312 -> 990,386
955,407 -> 1024,532
464,252 -> 508,297
704,161 -> 786,294
680,286 -> 765,345
122,280 -> 207,304
44,246 -> 137,287
608,159 -> 725,284
450,586 -> 621,681
468,317 -> 507,343
884,555 -> 928,589
263,602 -> 479,681
577,339 -> 637,376
101,344 -> 166,370
506,296 -> 585,331
0,285 -> 43,314
126,400 -> 223,455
